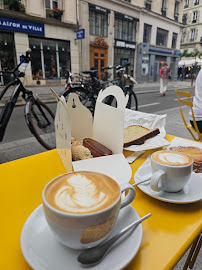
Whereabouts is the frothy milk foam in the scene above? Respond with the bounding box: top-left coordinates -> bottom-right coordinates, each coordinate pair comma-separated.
45,172 -> 120,214
152,150 -> 193,166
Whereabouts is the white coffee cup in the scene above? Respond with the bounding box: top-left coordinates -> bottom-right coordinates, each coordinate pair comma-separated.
150,150 -> 194,193
42,171 -> 136,250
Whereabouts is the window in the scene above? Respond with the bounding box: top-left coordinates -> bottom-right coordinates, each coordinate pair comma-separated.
192,11 -> 198,23
172,33 -> 178,48
29,37 -> 70,80
174,1 -> 179,20
0,32 -> 16,85
89,7 -> 108,37
45,0 -> 58,9
143,24 -> 152,43
161,0 -> 167,16
194,0 -> 199,5
114,14 -> 136,42
184,0 -> 189,8
156,28 -> 168,46
190,29 -> 195,41
182,14 -> 187,25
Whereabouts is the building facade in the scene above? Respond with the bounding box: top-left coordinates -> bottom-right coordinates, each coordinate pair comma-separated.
78,0 -> 183,83
179,0 -> 202,77
136,0 -> 183,82
0,0 -> 79,86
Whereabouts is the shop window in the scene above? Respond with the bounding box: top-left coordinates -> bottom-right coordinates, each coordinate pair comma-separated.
141,55 -> 149,76
89,8 -> 108,37
192,11 -> 198,23
156,28 -> 168,47
29,37 -> 70,80
143,24 -> 152,43
114,15 -> 136,42
0,32 -> 16,85
172,33 -> 178,48
114,48 -> 134,77
45,0 -> 58,9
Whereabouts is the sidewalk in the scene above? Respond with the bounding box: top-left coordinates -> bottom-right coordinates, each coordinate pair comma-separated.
0,80 -> 195,106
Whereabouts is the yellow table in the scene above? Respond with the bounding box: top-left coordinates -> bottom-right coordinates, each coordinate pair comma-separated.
0,134 -> 202,270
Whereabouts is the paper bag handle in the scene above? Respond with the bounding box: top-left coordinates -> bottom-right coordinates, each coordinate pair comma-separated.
97,86 -> 128,110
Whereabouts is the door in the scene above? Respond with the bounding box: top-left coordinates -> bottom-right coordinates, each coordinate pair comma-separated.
90,47 -> 108,79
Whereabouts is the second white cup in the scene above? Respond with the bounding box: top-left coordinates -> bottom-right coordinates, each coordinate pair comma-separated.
150,150 -> 194,193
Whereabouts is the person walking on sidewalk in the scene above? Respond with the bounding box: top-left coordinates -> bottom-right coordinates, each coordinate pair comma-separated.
160,62 -> 170,96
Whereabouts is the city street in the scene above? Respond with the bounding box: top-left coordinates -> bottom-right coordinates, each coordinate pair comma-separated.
0,81 -> 194,143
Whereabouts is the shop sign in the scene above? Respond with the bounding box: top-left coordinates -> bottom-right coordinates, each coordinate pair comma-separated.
115,40 -> 136,49
76,29 -> 85,40
0,17 -> 44,35
89,4 -> 110,13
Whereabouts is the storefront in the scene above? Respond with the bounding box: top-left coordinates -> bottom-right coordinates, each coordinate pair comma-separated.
0,16 -> 78,86
136,43 -> 180,82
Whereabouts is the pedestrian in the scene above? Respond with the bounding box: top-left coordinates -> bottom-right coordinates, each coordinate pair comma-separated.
160,62 -> 170,96
190,68 -> 202,132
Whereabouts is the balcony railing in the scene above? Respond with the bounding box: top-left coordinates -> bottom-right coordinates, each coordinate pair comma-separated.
183,17 -> 187,25
192,19 -> 197,23
194,1 -> 199,5
145,3 -> 151,10
190,38 -> 195,42
174,13 -> 179,22
184,4 -> 189,8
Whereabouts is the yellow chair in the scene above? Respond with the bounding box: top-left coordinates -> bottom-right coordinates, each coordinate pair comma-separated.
175,89 -> 202,141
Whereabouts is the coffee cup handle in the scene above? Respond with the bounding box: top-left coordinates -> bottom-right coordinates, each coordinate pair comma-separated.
150,170 -> 166,192
120,183 -> 136,209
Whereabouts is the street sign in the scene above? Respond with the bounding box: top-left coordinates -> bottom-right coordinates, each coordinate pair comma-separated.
76,29 -> 85,40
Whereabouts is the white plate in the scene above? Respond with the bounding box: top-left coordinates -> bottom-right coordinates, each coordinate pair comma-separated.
134,165 -> 202,204
21,205 -> 142,270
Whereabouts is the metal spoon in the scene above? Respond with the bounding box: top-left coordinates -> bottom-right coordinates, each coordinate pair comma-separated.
133,177 -> 151,186
77,213 -> 152,265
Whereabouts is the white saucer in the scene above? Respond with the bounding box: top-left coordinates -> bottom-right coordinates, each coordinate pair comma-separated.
21,204 -> 142,270
134,165 -> 202,204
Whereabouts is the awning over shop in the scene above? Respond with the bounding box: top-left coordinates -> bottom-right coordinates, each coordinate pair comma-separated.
178,57 -> 202,67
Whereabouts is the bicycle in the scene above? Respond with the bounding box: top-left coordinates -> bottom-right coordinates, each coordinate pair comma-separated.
62,62 -> 138,114
0,49 -> 55,150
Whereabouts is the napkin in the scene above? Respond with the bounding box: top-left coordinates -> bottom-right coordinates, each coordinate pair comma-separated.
124,109 -> 169,151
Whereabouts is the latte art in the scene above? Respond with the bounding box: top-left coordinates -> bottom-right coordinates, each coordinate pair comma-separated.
55,175 -> 108,213
45,172 -> 120,214
152,150 -> 193,166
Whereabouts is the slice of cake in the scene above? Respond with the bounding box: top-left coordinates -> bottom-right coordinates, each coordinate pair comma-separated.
123,125 -> 160,147
170,146 -> 202,173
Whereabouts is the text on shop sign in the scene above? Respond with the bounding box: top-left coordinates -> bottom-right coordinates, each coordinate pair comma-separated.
0,17 -> 44,35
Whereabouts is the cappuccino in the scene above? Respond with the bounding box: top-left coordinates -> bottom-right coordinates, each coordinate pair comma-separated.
152,150 -> 193,166
45,171 -> 120,214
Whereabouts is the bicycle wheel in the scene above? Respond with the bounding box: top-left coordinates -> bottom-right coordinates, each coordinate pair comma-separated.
63,87 -> 96,115
26,99 -> 55,150
126,89 -> 138,110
